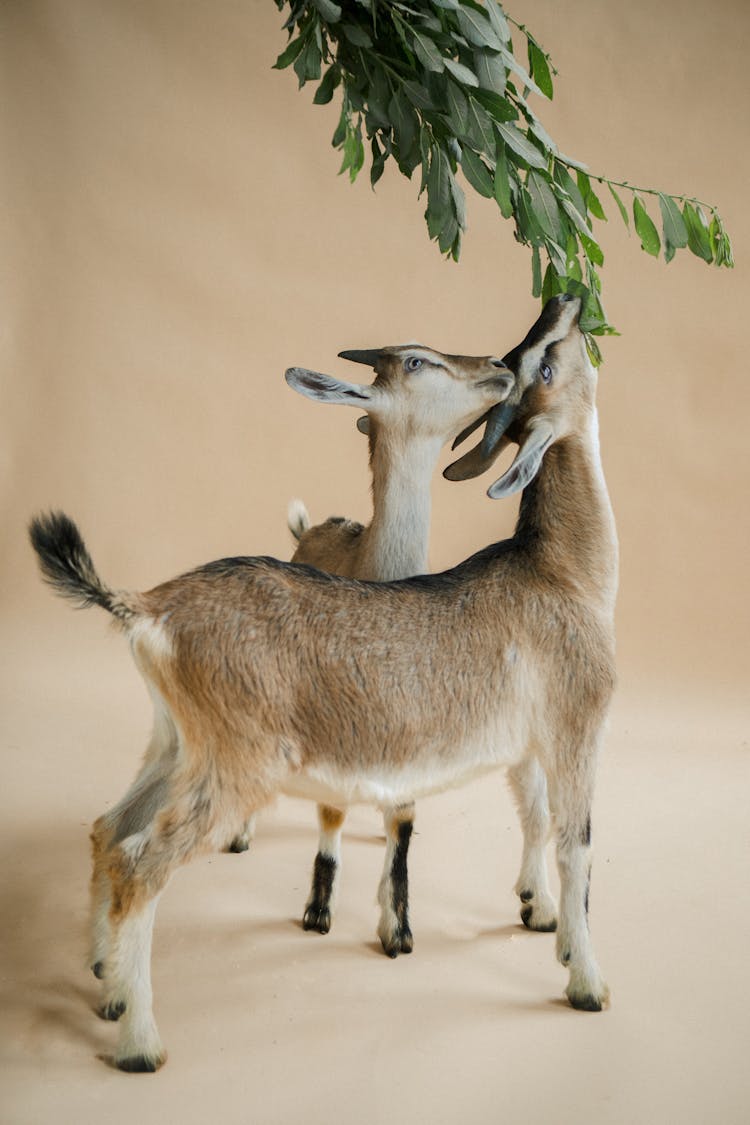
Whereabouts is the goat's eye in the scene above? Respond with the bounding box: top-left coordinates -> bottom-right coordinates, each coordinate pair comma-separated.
540,361 -> 552,383
405,356 -> 423,372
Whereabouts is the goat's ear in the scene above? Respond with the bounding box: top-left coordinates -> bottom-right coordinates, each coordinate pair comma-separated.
487,421 -> 554,499
285,367 -> 373,406
356,415 -> 370,435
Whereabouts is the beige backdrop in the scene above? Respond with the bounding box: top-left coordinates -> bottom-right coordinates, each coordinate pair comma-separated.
1,2 -> 748,1122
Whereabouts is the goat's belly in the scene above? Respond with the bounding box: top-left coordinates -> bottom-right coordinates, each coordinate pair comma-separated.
282,738 -> 518,809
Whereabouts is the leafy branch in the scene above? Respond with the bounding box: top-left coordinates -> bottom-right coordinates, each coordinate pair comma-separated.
273,0 -> 733,358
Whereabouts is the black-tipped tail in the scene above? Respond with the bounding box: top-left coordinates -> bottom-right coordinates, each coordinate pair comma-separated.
29,511 -> 135,623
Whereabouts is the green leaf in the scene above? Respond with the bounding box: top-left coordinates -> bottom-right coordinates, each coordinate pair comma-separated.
461,146 -> 494,197
389,87 -> 419,167
633,196 -> 661,257
370,135 -> 387,187
449,170 -> 467,230
342,23 -> 372,47
444,79 -> 470,135
456,7 -> 502,50
515,185 -> 545,246
579,230 -> 604,267
444,58 -> 479,87
493,139 -> 513,218
426,146 -> 451,238
313,65 -> 341,104
462,97 -> 497,156
331,104 -> 348,147
541,263 -> 561,304
554,164 -> 587,220
473,48 -> 506,93
577,172 -> 606,220
658,193 -> 688,264
472,88 -> 516,122
311,0 -> 342,20
496,122 -> 547,169
608,183 -> 629,228
683,202 -> 713,263
528,42 -> 553,99
273,34 -> 306,70
526,170 -> 563,242
294,38 -> 322,86
410,27 -> 445,72
496,45 -> 543,97
485,0 -> 511,45
531,245 -> 542,297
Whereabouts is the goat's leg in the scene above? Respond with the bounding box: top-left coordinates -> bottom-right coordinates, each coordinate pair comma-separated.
303,804 -> 345,934
377,803 -> 414,958
548,758 -> 608,1011
226,812 -> 257,854
102,782 -> 219,1072
507,758 -> 557,932
90,818 -> 114,985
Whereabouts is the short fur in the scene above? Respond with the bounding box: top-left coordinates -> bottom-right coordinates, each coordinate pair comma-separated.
29,297 -> 617,1070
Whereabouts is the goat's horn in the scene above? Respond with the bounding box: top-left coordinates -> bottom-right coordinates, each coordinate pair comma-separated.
480,400 -> 517,459
338,349 -> 382,368
452,410 -> 490,451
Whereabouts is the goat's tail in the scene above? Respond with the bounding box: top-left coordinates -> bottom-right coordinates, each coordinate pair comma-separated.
29,511 -> 139,625
287,498 -> 310,543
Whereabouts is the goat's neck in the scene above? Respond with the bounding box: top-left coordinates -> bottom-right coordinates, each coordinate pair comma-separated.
358,430 -> 441,581
515,411 -> 618,617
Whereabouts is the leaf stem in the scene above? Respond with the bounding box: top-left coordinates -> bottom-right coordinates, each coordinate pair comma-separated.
558,160 -> 721,217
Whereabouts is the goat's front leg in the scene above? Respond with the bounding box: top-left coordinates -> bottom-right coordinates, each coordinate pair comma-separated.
303,804 -> 345,934
507,757 -> 557,932
377,804 -> 414,958
549,759 -> 609,1012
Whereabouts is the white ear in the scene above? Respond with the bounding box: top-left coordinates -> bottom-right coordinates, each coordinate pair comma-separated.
285,367 -> 373,407
487,421 -> 554,499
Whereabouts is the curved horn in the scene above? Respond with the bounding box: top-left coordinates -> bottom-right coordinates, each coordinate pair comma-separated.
487,420 -> 554,499
443,398 -> 518,481
338,349 -> 382,368
443,433 -> 511,482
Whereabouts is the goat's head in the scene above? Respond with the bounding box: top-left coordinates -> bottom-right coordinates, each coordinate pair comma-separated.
285,345 -> 514,447
444,295 -> 595,497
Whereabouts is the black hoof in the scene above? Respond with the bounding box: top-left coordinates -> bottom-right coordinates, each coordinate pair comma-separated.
568,993 -> 603,1012
99,1000 -> 126,1022
521,905 -> 557,932
117,1054 -> 162,1073
381,926 -> 413,958
227,838 -> 249,854
92,961 -> 105,980
303,905 -> 331,934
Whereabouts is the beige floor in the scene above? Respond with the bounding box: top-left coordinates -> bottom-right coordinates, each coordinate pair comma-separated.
1,615 -> 747,1124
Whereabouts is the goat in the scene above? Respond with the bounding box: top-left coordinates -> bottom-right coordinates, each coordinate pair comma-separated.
29,295 -> 617,1071
229,344 -> 518,957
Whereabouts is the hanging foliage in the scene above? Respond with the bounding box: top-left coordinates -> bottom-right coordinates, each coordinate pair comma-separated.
273,0 -> 733,358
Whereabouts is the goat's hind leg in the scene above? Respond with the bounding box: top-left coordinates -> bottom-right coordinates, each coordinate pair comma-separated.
90,703 -> 177,982
377,803 -> 415,958
226,812 -> 257,854
507,757 -> 557,932
303,804 -> 345,934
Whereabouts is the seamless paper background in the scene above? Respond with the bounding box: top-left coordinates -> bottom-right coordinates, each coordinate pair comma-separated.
1,3 -> 748,1123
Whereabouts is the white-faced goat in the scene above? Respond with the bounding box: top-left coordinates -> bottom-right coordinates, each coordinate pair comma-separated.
30,295 -> 617,1072
230,344 -> 517,956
